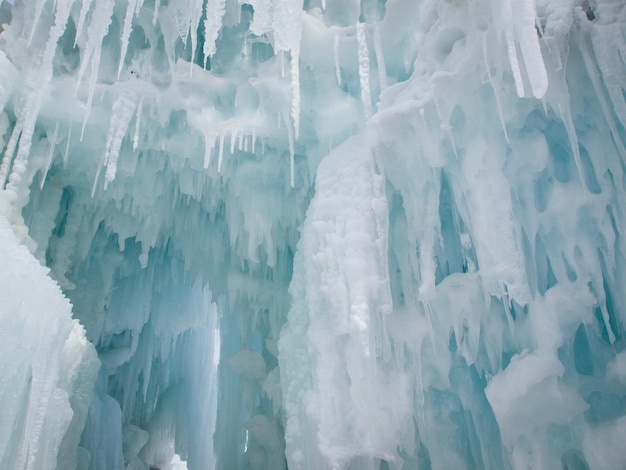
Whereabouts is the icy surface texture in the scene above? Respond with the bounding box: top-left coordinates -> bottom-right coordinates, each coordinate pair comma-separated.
0,0 -> 625,469
0,211 -> 98,469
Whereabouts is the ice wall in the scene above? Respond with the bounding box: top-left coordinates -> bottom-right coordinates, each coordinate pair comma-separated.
0,208 -> 98,469
0,0 -> 625,469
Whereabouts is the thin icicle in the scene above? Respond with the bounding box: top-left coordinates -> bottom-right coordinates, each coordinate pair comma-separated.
41,0 -> 74,78
6,105 -> 39,195
483,32 -> 510,143
91,161 -> 102,197
76,0 -> 115,138
63,124 -> 72,166
356,22 -> 372,119
29,0 -> 51,46
204,133 -> 215,169
175,4 -> 192,47
6,0 -> 73,194
284,113 -> 295,188
578,32 -> 626,162
556,101 -> 586,190
272,0 -> 303,139
334,33 -> 341,87
217,133 -> 225,173
494,0 -> 525,97
40,121 -> 60,189
513,0 -> 548,99
0,127 -> 19,189
203,0 -> 226,68
591,24 -> 626,131
74,0 -> 94,46
103,94 -> 137,189
229,124 -> 239,154
133,96 -> 144,151
373,23 -> 387,91
290,51 -> 300,140
135,0 -> 145,15
188,0 -> 205,76
118,0 -> 140,79
153,0 -> 161,26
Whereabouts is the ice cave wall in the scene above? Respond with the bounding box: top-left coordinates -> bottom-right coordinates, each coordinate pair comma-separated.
0,0 -> 626,469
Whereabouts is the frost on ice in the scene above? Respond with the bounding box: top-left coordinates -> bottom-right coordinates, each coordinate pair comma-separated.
1,0 -> 626,469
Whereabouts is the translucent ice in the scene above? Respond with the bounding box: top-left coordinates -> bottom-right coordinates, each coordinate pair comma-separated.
0,0 -> 625,469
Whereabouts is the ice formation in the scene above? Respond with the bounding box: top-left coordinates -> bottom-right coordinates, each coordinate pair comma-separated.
0,0 -> 625,469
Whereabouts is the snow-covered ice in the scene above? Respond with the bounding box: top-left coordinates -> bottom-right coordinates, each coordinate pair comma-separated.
0,0 -> 625,468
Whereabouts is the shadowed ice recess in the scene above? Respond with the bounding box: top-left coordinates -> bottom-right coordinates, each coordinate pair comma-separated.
0,0 -> 625,469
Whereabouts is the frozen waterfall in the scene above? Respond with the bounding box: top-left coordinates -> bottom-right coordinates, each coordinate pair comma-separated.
0,0 -> 626,468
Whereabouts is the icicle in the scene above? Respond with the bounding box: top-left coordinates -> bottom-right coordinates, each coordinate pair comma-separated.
513,0 -> 548,99
29,0 -> 50,46
356,22 -> 372,119
118,0 -> 140,79
482,32 -> 510,143
280,51 -> 285,78
76,0 -> 115,138
290,51 -> 301,140
63,124 -> 72,166
243,136 -> 248,152
238,132 -> 243,151
74,0 -> 94,46
217,133 -> 225,173
591,24 -> 626,131
152,0 -> 161,26
79,69 -> 94,140
42,0 -> 74,81
203,0 -> 226,68
135,0 -> 145,15
0,127 -> 19,189
578,33 -> 626,162
175,5 -> 191,47
556,101 -> 586,190
501,0 -> 525,97
6,108 -> 38,195
40,121 -> 60,189
5,0 -> 73,193
188,0 -> 205,77
133,96 -> 144,151
103,94 -> 137,189
251,128 -> 256,153
373,23 -> 387,91
91,161 -> 101,197
229,124 -> 239,154
334,33 -> 341,87
204,133 -> 215,169
284,113 -> 295,188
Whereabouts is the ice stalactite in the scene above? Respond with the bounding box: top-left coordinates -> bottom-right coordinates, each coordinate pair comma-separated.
118,0 -> 140,79
203,0 -> 226,67
279,135 -> 403,469
491,0 -> 548,99
101,94 -> 137,190
76,0 -> 115,138
356,22 -> 372,119
1,0 -> 73,220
